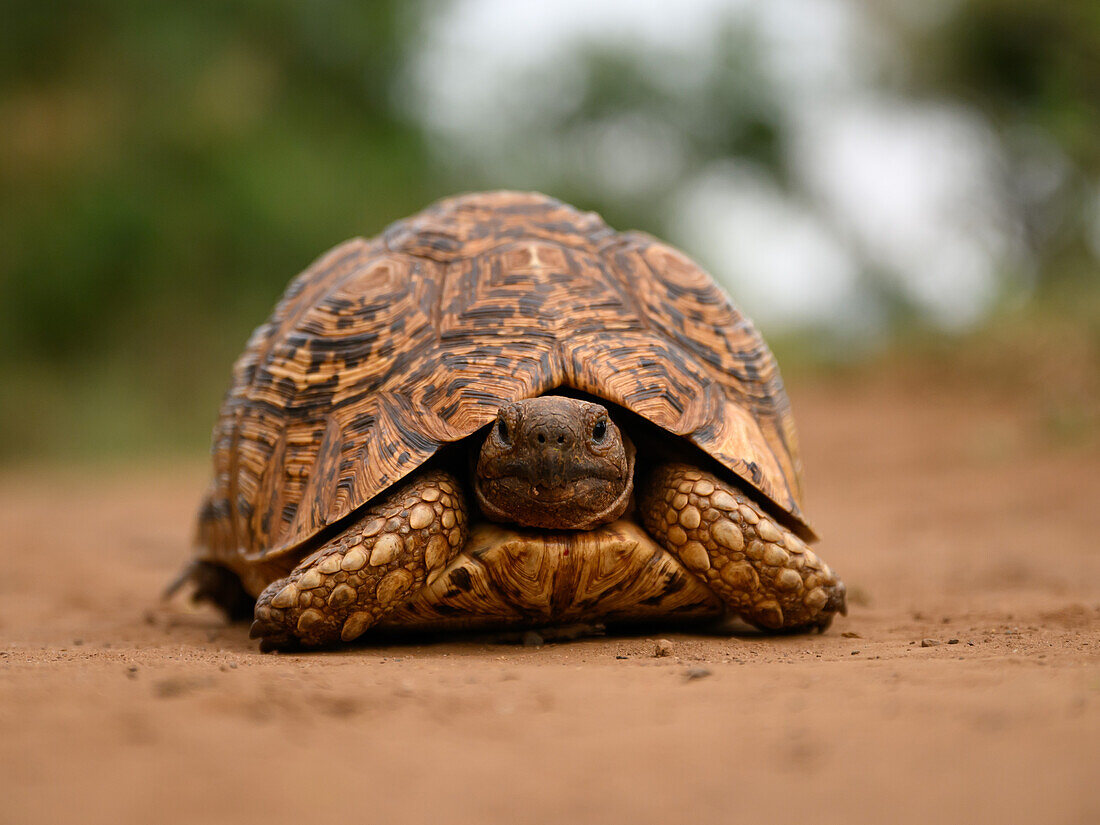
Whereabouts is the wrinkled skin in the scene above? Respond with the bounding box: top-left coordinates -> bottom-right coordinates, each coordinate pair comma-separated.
474,396 -> 635,531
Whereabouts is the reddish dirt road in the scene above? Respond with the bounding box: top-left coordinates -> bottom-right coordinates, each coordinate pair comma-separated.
1,373 -> 1097,825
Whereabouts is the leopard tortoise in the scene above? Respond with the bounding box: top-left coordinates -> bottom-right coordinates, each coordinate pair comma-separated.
183,191 -> 846,650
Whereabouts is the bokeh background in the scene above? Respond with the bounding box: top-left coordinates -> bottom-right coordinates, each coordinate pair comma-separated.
3,0 -> 1098,462
2,8 -> 1099,823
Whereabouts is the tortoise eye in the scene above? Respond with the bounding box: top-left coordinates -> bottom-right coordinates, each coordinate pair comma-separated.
496,418 -> 509,442
592,419 -> 607,442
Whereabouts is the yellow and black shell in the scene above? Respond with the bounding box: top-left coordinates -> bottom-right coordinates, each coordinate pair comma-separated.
197,191 -> 810,571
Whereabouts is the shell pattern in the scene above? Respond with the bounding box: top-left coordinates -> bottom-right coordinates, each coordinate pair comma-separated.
198,192 -> 808,568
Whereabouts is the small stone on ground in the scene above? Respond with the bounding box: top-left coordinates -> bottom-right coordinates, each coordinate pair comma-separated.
654,639 -> 674,658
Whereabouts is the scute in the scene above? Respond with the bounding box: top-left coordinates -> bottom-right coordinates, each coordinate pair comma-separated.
197,191 -> 809,569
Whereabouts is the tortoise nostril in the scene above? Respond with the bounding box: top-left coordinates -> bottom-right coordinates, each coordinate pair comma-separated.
533,427 -> 570,446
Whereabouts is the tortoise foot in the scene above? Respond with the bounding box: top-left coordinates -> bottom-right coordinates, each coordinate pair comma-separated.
640,463 -> 847,632
247,469 -> 468,649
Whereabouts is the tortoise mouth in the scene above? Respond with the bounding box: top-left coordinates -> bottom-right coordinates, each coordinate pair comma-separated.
527,483 -> 577,504
474,475 -> 627,530
474,448 -> 636,531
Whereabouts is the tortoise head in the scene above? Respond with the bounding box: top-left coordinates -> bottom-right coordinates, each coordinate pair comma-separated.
474,396 -> 634,531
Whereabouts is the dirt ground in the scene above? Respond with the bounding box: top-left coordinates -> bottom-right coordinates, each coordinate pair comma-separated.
1,372 -> 1097,825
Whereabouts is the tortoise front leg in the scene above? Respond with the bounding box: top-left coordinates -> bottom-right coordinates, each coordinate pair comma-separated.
638,463 -> 846,631
250,469 -> 468,650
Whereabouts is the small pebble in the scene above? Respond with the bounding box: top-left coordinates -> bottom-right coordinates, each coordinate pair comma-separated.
615,655 -> 628,660
654,639 -> 674,658
921,638 -> 941,647
841,631 -> 862,639
851,650 -> 860,655
948,639 -> 960,644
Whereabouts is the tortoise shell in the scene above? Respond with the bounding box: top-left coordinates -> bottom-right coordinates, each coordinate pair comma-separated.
197,191 -> 810,569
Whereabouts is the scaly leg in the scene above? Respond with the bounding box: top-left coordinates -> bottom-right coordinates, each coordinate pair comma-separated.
249,468 -> 468,650
639,463 -> 846,631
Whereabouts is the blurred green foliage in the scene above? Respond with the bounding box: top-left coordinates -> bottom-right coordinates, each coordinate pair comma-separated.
907,0 -> 1100,172
896,0 -> 1100,289
0,1 -> 451,460
0,1 -> 1097,462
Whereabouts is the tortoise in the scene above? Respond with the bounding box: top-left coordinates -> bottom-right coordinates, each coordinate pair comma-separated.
183,191 -> 846,650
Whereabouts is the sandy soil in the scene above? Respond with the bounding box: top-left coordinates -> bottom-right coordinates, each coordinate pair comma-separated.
1,372 -> 1098,825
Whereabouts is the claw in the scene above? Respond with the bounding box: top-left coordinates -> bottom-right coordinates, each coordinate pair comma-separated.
249,619 -> 280,639
249,615 -> 298,652
833,581 -> 848,616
